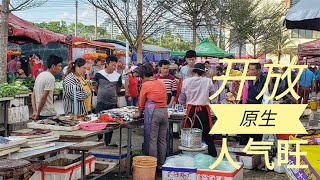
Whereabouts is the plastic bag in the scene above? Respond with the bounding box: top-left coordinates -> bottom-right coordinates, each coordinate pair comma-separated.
194,154 -> 214,169
213,160 -> 236,172
164,155 -> 195,167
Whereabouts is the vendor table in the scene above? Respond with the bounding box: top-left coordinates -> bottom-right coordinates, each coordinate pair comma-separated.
70,141 -> 105,180
0,97 -> 14,136
55,119 -> 144,178
168,114 -> 184,155
0,159 -> 32,179
7,142 -> 76,160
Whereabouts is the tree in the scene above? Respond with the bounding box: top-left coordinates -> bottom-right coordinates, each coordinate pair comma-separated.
261,25 -> 297,64
246,1 -> 285,58
221,0 -> 258,58
160,0 -> 217,49
35,21 -> 111,40
88,0 -> 171,63
1,0 -> 48,83
36,21 -> 68,34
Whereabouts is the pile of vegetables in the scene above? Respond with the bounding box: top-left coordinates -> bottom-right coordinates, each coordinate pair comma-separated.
15,77 -> 35,91
54,81 -> 63,95
0,81 -> 31,98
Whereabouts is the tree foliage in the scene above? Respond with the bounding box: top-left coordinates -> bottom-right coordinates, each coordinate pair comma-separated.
260,25 -> 297,63
87,0 -> 171,50
34,21 -> 111,40
160,0 -> 217,49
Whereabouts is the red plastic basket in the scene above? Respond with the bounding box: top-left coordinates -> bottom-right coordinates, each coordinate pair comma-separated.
79,122 -> 107,131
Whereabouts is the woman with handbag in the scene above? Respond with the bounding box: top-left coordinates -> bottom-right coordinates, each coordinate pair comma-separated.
63,58 -> 92,115
178,63 -> 217,157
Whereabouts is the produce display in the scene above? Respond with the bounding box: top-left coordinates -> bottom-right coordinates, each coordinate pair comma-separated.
16,77 -> 35,91
11,129 -> 51,136
37,115 -> 91,127
0,81 -> 31,98
54,81 -> 63,94
97,107 -> 139,125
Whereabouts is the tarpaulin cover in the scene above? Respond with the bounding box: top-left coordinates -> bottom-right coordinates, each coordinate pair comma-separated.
130,51 -> 170,63
170,38 -> 233,58
0,6 -> 66,45
285,0 -> 320,31
72,37 -> 114,49
298,39 -> 320,57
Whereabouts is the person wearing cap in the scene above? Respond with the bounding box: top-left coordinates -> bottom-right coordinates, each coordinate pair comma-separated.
154,60 -> 177,107
178,63 -> 217,157
180,50 -> 196,81
125,65 -> 139,106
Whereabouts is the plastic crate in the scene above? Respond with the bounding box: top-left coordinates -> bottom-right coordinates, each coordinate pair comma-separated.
30,154 -> 96,180
89,146 -> 128,172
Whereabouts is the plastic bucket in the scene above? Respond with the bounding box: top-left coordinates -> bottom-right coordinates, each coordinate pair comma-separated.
309,101 -> 318,110
132,156 -> 157,180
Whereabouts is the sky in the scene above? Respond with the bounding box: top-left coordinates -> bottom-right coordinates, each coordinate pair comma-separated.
11,0 -> 107,26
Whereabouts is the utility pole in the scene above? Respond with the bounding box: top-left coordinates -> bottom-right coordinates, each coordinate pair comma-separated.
125,0 -> 130,69
111,19 -> 113,39
0,0 -> 10,83
75,0 -> 78,36
95,7 -> 98,39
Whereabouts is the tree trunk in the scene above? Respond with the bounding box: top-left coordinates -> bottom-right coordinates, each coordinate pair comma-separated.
0,0 -> 9,83
253,43 -> 256,59
192,14 -> 197,50
238,43 -> 242,59
136,0 -> 143,63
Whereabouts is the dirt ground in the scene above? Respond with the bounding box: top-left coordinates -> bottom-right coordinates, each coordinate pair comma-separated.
105,127 -> 291,180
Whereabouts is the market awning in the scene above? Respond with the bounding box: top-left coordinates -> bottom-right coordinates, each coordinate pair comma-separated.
72,37 -> 114,49
285,0 -> 320,31
298,39 -> 320,57
1,7 -> 66,45
170,39 -> 233,58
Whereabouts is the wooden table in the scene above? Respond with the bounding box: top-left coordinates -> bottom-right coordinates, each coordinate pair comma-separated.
70,141 -> 105,180
7,142 -> 76,160
0,159 -> 32,179
13,119 -> 144,178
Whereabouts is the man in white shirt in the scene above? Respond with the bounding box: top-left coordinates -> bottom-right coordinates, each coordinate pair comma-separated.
180,50 -> 196,81
32,54 -> 63,120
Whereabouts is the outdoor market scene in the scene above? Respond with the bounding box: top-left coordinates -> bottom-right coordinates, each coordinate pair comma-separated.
0,0 -> 320,179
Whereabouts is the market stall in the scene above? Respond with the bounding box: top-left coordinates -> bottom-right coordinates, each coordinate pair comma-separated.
0,106 -> 145,179
170,38 -> 234,59
0,7 -> 66,45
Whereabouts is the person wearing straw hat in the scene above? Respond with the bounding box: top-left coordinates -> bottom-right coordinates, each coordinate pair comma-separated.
178,63 -> 217,157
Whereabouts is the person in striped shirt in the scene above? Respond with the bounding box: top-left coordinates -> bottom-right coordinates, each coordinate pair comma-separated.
154,60 -> 177,107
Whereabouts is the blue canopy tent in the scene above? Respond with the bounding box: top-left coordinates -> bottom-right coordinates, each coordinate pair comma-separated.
93,39 -> 170,63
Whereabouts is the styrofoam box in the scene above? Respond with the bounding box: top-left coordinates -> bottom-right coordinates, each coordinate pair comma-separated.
30,154 -> 96,180
89,146 -> 128,172
162,166 -> 197,180
235,154 -> 261,170
197,162 -> 244,180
